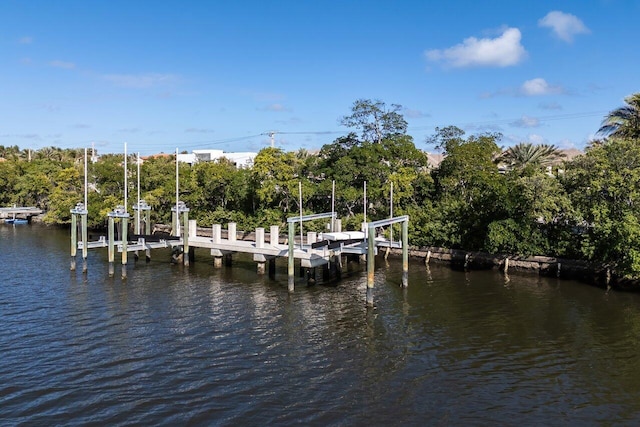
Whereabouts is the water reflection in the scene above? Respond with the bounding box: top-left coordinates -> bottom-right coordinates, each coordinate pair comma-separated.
3,225 -> 640,424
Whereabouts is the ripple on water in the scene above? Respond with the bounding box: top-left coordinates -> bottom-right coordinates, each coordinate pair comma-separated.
4,227 -> 640,425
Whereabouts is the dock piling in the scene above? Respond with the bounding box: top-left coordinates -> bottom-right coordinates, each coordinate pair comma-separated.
270,226 -> 279,245
288,220 -> 295,292
402,219 -> 408,288
367,225 -> 375,306
121,216 -> 128,280
107,205 -> 129,279
71,212 -> 77,271
255,228 -> 266,274
108,216 -> 115,277
364,215 -> 410,305
70,202 -> 88,272
81,213 -> 88,273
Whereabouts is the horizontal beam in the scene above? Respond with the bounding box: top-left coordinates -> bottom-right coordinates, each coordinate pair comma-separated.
286,212 -> 336,223
366,215 -> 409,228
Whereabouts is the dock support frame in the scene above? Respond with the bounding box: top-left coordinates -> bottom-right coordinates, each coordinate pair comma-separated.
70,203 -> 88,273
107,206 -> 130,279
365,215 -> 410,306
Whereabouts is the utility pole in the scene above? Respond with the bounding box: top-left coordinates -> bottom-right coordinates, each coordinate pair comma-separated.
268,131 -> 275,148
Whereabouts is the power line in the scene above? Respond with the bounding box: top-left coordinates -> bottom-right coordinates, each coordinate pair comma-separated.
260,130 -> 347,148
185,134 -> 265,148
93,109 -> 608,153
409,110 -> 608,132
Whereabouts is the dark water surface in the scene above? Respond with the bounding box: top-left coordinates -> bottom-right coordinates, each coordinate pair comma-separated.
2,225 -> 640,425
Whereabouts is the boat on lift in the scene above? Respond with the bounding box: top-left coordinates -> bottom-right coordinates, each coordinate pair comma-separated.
4,218 -> 28,224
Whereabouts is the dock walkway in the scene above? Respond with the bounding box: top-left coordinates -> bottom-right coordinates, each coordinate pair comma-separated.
0,206 -> 43,220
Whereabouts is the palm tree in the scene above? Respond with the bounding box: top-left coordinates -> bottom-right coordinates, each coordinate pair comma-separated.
597,93 -> 640,140
498,143 -> 565,171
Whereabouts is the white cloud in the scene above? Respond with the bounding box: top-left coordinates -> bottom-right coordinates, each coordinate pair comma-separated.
539,101 -> 563,110
464,123 -> 504,133
242,90 -> 285,102
49,60 -> 76,69
557,138 -> 577,149
276,117 -> 304,125
526,134 -> 548,145
521,78 -> 564,96
185,128 -> 215,134
0,133 -> 41,140
41,104 -> 61,112
511,115 -> 540,128
480,78 -> 564,98
104,73 -> 177,89
260,103 -> 291,112
538,11 -> 590,43
425,27 -> 526,68
404,108 -> 430,119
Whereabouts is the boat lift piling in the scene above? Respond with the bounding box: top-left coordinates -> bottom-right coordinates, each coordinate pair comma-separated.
70,202 -> 88,273
171,201 -> 190,266
286,211 -> 337,293
132,200 -> 152,262
365,215 -> 409,307
70,148 -> 89,273
107,206 -> 129,279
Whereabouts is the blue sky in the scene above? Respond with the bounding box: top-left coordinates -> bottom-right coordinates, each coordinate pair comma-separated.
1,0 -> 638,155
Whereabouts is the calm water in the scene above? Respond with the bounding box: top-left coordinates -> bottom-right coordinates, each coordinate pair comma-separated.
2,225 -> 640,425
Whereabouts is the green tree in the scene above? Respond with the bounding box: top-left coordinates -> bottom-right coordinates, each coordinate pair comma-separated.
597,93 -> 640,140
430,129 -> 507,249
563,139 -> 640,277
0,160 -> 19,205
340,99 -> 408,143
45,167 -> 82,224
188,158 -> 249,219
486,172 -> 575,256
251,147 -> 312,216
138,156 -> 179,225
498,143 -> 565,172
317,131 -> 428,221
425,125 -> 466,152
93,154 -> 125,197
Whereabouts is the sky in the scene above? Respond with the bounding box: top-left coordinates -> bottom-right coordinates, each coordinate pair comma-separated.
1,0 -> 638,156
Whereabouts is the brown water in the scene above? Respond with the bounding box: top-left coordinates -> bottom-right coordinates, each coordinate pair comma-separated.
2,224 -> 640,425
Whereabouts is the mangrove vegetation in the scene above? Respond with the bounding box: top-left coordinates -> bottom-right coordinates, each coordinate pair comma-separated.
2,95 -> 640,278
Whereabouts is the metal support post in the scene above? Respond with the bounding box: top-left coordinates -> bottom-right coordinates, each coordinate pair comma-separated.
288,220 -> 295,292
81,213 -> 88,273
70,213 -> 77,271
121,217 -> 128,279
172,211 -> 178,237
402,219 -> 408,288
108,216 -> 115,277
183,211 -> 189,266
145,209 -> 151,261
367,225 -> 375,306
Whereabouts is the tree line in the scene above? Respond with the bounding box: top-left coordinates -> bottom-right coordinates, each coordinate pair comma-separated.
1,95 -> 640,277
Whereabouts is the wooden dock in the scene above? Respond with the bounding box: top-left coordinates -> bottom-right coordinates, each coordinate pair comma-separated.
0,206 -> 43,221
70,206 -> 409,306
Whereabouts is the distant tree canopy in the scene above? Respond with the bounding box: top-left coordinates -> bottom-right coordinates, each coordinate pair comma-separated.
4,95 -> 640,279
340,99 -> 408,143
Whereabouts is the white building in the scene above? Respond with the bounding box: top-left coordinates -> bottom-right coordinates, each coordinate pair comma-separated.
179,149 -> 257,168
177,153 -> 197,164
